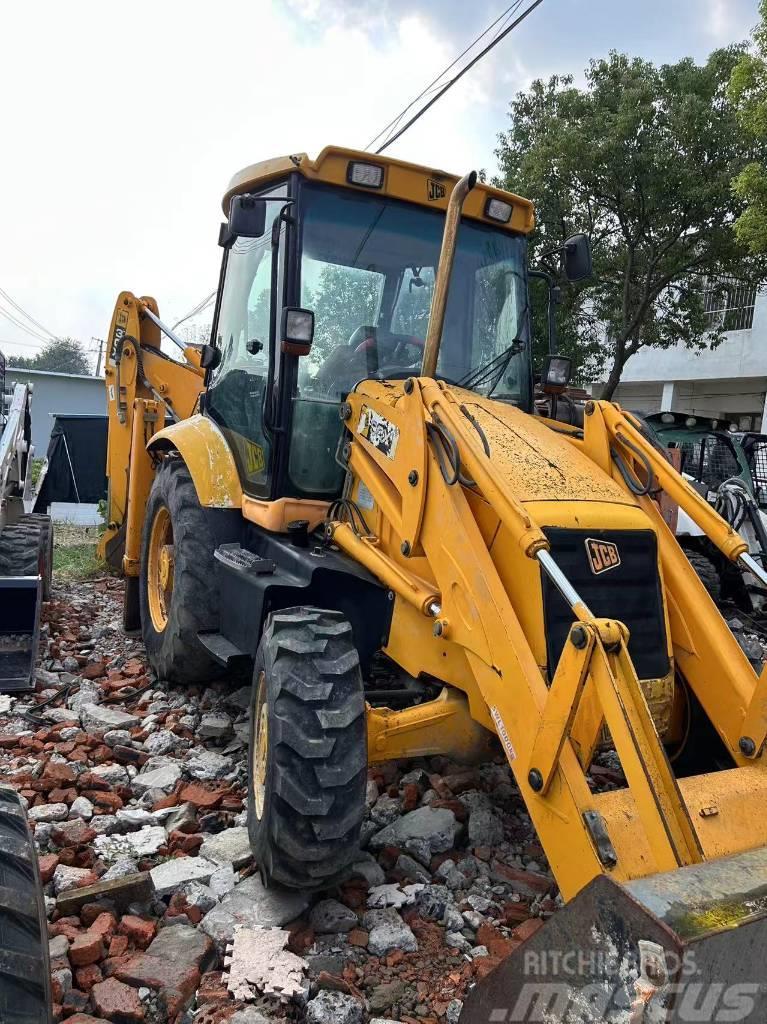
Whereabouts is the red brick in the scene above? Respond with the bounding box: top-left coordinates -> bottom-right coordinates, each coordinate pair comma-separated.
75,963 -> 103,992
491,862 -> 553,896
476,922 -> 518,959
90,912 -> 117,942
113,955 -> 199,1017
196,971 -> 231,1007
69,931 -> 106,967
108,936 -> 129,959
66,1016 -> 111,1024
91,978 -> 144,1022
38,853 -> 59,883
347,928 -> 368,948
178,783 -> 226,809
512,917 -> 545,943
118,916 -> 156,950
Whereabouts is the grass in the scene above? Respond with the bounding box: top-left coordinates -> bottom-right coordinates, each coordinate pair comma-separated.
53,524 -> 104,581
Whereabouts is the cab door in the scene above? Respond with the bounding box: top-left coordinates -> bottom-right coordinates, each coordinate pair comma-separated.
206,184 -> 288,496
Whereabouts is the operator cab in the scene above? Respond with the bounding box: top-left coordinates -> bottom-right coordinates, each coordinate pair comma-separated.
202,149 -> 535,505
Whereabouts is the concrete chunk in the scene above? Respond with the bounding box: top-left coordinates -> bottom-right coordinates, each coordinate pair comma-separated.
150,856 -> 217,896
79,703 -> 140,732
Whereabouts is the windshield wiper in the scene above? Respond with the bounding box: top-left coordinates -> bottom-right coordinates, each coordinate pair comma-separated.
458,338 -> 525,394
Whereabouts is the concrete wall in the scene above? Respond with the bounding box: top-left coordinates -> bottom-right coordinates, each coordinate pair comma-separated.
6,367 -> 105,456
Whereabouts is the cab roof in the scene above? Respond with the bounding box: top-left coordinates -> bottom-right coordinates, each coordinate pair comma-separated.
223,145 -> 535,236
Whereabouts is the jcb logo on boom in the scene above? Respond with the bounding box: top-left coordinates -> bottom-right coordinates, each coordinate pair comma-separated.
585,538 -> 621,575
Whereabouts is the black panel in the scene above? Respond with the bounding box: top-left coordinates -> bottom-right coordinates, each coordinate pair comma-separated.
541,528 -> 669,680
213,524 -> 393,674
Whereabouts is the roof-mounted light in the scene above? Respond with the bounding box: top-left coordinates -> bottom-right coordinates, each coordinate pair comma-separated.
661,413 -> 676,423
347,161 -> 384,189
484,196 -> 513,223
685,417 -> 697,427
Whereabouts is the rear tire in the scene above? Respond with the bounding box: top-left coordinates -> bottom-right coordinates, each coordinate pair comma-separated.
247,608 -> 367,890
684,548 -> 722,604
139,459 -> 223,684
0,788 -> 52,1024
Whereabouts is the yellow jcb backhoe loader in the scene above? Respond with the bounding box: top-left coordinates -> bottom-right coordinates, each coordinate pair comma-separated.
100,147 -> 767,1022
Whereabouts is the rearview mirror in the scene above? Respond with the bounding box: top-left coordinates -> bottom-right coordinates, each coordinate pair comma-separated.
199,344 -> 221,371
218,194 -> 267,248
562,233 -> 592,282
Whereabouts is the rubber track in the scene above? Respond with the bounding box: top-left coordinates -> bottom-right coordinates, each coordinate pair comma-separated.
0,788 -> 51,1024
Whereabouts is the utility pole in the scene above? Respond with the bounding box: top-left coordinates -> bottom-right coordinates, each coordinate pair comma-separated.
91,337 -> 105,376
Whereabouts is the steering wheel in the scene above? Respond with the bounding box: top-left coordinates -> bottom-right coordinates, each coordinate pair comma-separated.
348,325 -> 424,370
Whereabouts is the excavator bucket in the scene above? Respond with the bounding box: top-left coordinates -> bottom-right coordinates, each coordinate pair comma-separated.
0,575 -> 41,691
460,847 -> 767,1023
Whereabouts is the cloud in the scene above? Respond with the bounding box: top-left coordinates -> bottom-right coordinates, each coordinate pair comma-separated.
0,0 -> 517,361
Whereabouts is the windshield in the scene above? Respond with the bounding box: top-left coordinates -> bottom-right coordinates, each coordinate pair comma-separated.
296,183 -> 530,404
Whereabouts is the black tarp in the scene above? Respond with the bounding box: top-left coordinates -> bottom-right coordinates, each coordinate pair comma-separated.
35,415 -> 108,507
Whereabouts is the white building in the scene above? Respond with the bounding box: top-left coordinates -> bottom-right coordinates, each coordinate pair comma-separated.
602,284 -> 767,431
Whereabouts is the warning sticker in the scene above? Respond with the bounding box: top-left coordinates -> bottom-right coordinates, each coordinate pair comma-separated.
357,479 -> 375,510
490,705 -> 517,762
357,405 -> 399,460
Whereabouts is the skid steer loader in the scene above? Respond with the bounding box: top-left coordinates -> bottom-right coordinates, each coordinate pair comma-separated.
100,147 -> 767,1022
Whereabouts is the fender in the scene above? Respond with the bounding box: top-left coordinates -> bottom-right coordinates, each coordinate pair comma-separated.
148,414 -> 242,509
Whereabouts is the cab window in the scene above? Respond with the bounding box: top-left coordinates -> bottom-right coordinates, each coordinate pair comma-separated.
206,186 -> 287,495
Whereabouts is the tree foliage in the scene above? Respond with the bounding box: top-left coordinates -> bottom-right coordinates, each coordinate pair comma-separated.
730,0 -> 767,254
496,49 -> 767,398
11,337 -> 90,375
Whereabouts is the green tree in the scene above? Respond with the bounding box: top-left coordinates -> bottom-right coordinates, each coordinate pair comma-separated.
730,0 -> 767,254
310,264 -> 382,364
496,49 -> 767,399
12,337 -> 90,375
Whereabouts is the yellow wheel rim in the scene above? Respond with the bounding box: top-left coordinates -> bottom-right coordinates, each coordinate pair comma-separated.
253,673 -> 269,821
147,506 -> 174,633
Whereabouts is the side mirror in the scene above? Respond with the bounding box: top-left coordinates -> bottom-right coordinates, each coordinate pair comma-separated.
218,194 -> 267,248
541,354 -> 572,394
199,344 -> 221,371
562,233 -> 592,282
280,307 -> 315,357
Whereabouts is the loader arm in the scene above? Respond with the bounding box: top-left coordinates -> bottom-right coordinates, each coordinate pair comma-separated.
98,291 -> 205,581
332,379 -> 767,903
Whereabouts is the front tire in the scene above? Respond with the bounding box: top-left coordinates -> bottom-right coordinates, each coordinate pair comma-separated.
139,458 -> 223,683
248,608 -> 367,890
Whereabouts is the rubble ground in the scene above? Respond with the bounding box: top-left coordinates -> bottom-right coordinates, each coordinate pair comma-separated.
0,573 -> 634,1024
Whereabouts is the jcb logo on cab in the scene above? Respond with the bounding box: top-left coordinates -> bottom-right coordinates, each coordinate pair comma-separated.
585,538 -> 621,575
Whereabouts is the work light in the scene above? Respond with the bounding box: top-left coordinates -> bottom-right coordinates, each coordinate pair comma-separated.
347,162 -> 385,189
484,196 -> 513,223
542,354 -> 572,393
281,307 -> 315,356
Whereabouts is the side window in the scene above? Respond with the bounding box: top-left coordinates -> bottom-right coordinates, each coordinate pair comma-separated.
207,189 -> 286,495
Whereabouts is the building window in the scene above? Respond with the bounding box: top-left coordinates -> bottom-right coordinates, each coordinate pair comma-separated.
703,276 -> 758,332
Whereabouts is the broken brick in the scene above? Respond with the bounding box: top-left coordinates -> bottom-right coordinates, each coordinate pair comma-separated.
69,931 -> 106,967
91,978 -> 144,1022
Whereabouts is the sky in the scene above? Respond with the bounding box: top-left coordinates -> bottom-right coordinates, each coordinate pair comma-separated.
0,0 -> 760,368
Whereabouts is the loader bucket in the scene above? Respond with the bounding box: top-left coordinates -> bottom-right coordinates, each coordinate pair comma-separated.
459,846 -> 767,1023
0,575 -> 41,692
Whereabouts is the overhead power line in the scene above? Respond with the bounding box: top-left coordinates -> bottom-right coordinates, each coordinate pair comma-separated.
0,286 -> 58,340
172,290 -> 217,332
0,305 -> 51,343
370,0 -> 546,156
366,0 -> 524,153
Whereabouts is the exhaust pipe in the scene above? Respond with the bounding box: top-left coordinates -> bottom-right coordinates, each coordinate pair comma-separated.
421,170 -> 477,378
